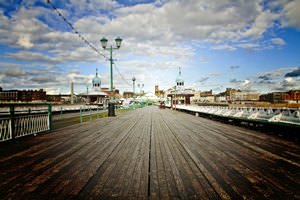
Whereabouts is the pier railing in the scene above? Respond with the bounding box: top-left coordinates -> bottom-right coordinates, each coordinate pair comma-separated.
0,103 -> 52,142
167,104 -> 300,126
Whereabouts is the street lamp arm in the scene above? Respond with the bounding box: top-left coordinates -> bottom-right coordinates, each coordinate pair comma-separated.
103,46 -> 120,51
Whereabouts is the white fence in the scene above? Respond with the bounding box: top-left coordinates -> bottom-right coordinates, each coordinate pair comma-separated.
172,105 -> 300,126
0,104 -> 52,142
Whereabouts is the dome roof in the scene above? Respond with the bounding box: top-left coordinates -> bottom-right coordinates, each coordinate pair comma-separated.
176,74 -> 184,83
92,68 -> 101,86
92,76 -> 101,84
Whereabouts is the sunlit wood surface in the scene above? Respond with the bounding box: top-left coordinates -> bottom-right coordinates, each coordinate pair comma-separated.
0,106 -> 299,199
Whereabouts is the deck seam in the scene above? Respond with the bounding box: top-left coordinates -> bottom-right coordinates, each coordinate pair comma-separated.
147,110 -> 152,199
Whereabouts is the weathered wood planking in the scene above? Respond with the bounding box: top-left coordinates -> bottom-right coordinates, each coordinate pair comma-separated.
0,106 -> 299,199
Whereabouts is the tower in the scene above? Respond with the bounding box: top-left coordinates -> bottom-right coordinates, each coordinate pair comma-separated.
92,68 -> 101,90
176,67 -> 184,91
155,85 -> 159,96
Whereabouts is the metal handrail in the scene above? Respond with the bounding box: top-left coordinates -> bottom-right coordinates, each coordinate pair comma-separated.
0,103 -> 52,142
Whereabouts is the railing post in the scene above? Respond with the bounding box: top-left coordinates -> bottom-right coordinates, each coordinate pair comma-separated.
80,107 -> 83,124
97,107 -> 99,119
48,104 -> 52,131
9,105 -> 15,140
89,107 -> 92,122
60,106 -> 63,119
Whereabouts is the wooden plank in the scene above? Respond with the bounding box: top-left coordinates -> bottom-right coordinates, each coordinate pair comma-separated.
150,115 -> 170,200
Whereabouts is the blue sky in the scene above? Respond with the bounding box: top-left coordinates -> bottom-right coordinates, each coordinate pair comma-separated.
0,0 -> 300,95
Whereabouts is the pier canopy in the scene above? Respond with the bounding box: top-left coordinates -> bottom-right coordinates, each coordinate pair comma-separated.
80,69 -> 109,106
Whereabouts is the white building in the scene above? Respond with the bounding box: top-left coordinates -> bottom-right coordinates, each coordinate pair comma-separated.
167,68 -> 194,107
80,69 -> 109,106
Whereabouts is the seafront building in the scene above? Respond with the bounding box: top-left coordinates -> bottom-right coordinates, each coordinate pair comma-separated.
154,85 -> 164,97
79,69 -> 110,107
0,87 -> 47,102
167,68 -> 194,107
259,90 -> 300,103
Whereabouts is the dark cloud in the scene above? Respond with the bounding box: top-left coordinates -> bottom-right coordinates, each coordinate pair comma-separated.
257,80 -> 274,84
208,73 -> 222,77
230,65 -> 240,70
273,77 -> 300,91
285,67 -> 300,77
229,78 -> 242,83
72,76 -> 90,84
2,69 -> 26,77
257,74 -> 275,84
5,51 -> 59,64
197,77 -> 209,83
258,75 -> 272,81
26,69 -> 62,77
30,76 -> 56,84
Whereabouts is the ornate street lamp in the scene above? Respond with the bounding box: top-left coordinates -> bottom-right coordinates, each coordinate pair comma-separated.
100,37 -> 108,49
132,76 -> 136,94
115,37 -> 122,48
100,36 -> 123,116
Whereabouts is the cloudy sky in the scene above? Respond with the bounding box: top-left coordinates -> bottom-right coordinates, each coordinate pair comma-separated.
0,0 -> 300,95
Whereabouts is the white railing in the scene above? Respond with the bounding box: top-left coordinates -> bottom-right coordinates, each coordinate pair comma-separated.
14,114 -> 49,138
0,117 -> 11,142
172,105 -> 300,126
0,103 -> 52,142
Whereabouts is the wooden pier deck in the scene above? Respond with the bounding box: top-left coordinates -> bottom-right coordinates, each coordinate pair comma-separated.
0,106 -> 299,199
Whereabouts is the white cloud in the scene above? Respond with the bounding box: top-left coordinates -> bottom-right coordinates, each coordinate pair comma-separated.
67,73 -> 94,85
241,79 -> 251,87
2,69 -> 26,77
0,65 -> 97,93
43,87 -> 61,95
282,77 -> 298,88
273,77 -> 300,91
17,35 -> 34,48
211,44 -> 236,51
68,0 -> 119,12
0,62 -> 22,68
282,0 -> 300,29
271,38 -> 286,46
242,10 -> 278,37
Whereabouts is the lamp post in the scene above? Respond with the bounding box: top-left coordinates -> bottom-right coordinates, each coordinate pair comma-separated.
174,85 -> 177,110
86,85 -> 89,104
132,76 -> 136,94
100,36 -> 122,116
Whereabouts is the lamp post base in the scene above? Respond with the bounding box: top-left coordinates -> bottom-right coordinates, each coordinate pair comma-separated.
108,102 -> 116,117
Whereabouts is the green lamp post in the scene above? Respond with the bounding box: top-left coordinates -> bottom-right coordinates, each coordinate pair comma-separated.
100,36 -> 123,116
